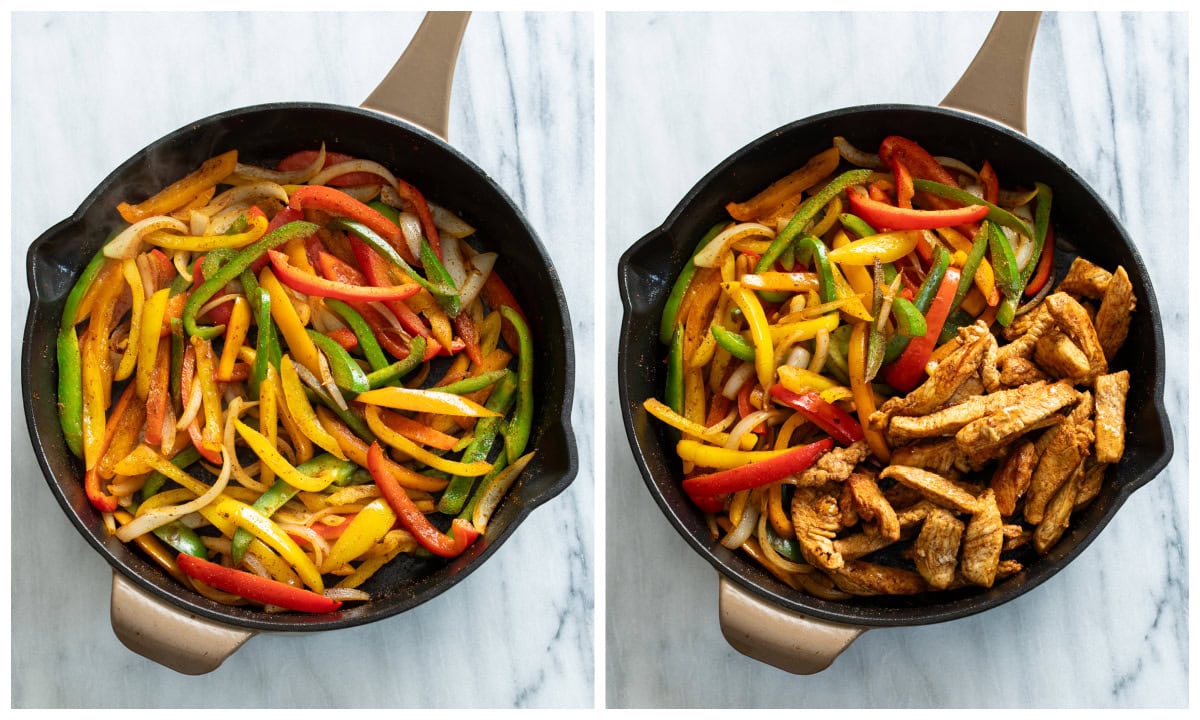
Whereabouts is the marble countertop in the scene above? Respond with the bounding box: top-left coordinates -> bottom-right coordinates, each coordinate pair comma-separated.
10,12 -> 594,708
605,11 -> 1187,708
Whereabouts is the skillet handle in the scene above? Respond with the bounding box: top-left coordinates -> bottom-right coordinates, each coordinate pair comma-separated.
940,11 -> 1041,135
110,572 -> 257,675
361,11 -> 470,140
718,577 -> 866,675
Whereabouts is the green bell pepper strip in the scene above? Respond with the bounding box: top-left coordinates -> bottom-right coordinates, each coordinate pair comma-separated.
755,169 -> 874,274
865,260 -> 886,382
230,454 -> 359,564
200,247 -> 238,280
457,447 -> 510,523
911,179 -> 1035,240
325,298 -> 389,373
168,273 -> 192,297
251,288 -> 273,399
57,248 -> 109,457
838,212 -> 877,239
419,238 -> 462,316
499,305 -> 534,460
884,245 -> 950,363
330,218 -> 460,315
437,370 -> 519,515
710,325 -> 756,362
822,324 -> 853,386
988,221 -> 1022,327
660,223 -> 725,344
140,446 -> 202,501
153,521 -> 208,560
948,223 -> 990,316
763,520 -> 804,563
239,268 -> 263,316
794,235 -> 837,303
1021,181 -> 1054,288
664,324 -> 684,445
890,296 -> 927,337
435,368 -> 509,396
365,336 -> 428,388
306,384 -> 375,443
307,329 -> 370,394
184,221 -> 320,339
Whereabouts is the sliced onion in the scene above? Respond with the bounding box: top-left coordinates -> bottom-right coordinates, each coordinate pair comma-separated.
367,301 -> 405,333
308,159 -> 397,188
172,249 -> 193,283
428,201 -> 475,238
471,451 -> 537,533
458,252 -> 497,310
206,202 -> 255,235
188,209 -> 209,237
693,223 -> 774,268
176,378 -> 204,430
440,236 -> 467,289
335,184 -> 381,203
998,187 -> 1039,208
722,362 -> 756,400
318,353 -> 349,412
116,443 -> 232,542
1014,232 -> 1035,273
279,523 -> 329,569
197,292 -> 242,319
933,156 -> 979,180
231,144 -> 326,185
310,303 -> 347,335
379,184 -> 403,209
397,211 -> 423,261
809,329 -> 830,375
786,346 -> 812,370
324,587 -> 371,603
160,402 -> 177,455
105,216 -> 188,259
201,181 -> 290,216
134,253 -> 156,299
756,511 -> 811,574
700,407 -> 739,437
241,553 -> 272,579
721,492 -> 760,549
1015,270 -> 1056,316
834,136 -> 886,169
725,410 -> 774,450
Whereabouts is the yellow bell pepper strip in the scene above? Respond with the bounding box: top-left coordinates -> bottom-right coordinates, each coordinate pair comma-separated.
910,179 -> 1035,240
183,220 -> 319,341
367,442 -> 479,557
321,498 -> 397,573
190,336 -> 224,453
738,272 -> 819,294
641,397 -> 757,450
259,267 -> 323,375
935,226 -> 999,305
849,322 -> 891,461
234,418 -> 339,493
117,150 -> 238,223
777,365 -> 839,394
825,230 -> 922,265
363,405 -> 493,477
723,281 -> 775,391
136,288 -> 171,398
279,355 -> 346,460
353,386 -> 500,418
57,249 -> 109,458
312,407 -> 442,492
660,223 -> 725,343
257,362 -> 278,488
682,438 -> 833,498
727,147 -> 839,221
754,169 -> 874,274
830,229 -> 874,316
217,297 -> 251,381
766,313 -> 840,345
828,262 -> 873,323
676,439 -> 792,470
145,213 -> 269,252
176,553 -> 340,613
82,382 -> 138,510
113,259 -> 146,382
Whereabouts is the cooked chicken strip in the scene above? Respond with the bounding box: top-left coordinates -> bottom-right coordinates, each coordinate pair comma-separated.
990,438 -> 1037,516
1095,266 -> 1135,362
960,489 -> 1003,588
998,355 -> 1049,388
1034,329 -> 1092,382
1074,457 -> 1108,509
833,531 -> 900,561
832,560 -> 928,596
997,307 -> 1055,364
1093,370 -> 1129,464
1005,302 -> 1050,340
872,322 -> 991,426
1044,292 -> 1108,381
848,472 -> 900,541
1034,464 -> 1082,554
887,381 -> 1049,444
1024,391 -> 1094,525
890,438 -> 964,474
790,489 -> 844,571
880,465 -> 981,514
912,507 -> 964,590
895,499 -> 938,530
1001,524 -> 1033,552
955,380 -> 1079,456
796,439 -> 870,487
1057,256 -> 1112,299
996,559 -> 1024,579
839,481 -> 859,528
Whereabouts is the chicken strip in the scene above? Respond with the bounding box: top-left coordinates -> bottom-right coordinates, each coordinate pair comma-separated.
880,465 -> 981,514
960,489 -> 1004,588
872,322 -> 991,426
1024,391 -> 1094,525
1044,292 -> 1108,381
796,439 -> 870,487
1056,256 -> 1112,299
1034,464 -> 1082,554
998,355 -> 1049,388
832,560 -> 928,596
790,489 -> 844,571
848,472 -> 900,541
912,507 -> 964,590
1074,457 -> 1108,509
989,438 -> 1037,516
1095,266 -> 1135,362
1034,329 -> 1092,382
833,531 -> 900,561
997,306 -> 1055,363
955,380 -> 1079,456
1093,370 -> 1129,464
887,381 -> 1049,444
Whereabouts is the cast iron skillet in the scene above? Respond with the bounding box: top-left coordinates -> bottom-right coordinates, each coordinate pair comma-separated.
23,13 -> 577,673
618,13 -> 1171,673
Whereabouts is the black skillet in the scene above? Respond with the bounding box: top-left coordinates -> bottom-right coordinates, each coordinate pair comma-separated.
618,12 -> 1172,674
23,12 -> 577,674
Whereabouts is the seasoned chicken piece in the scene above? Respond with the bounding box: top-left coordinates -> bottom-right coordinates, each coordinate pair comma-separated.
872,322 -> 991,427
955,381 -> 1079,456
1074,457 -> 1107,509
895,499 -> 938,530
979,330 -> 1001,393
883,479 -> 927,510
1024,391 -> 1094,525
1005,302 -> 1050,340
880,465 -> 981,514
1034,329 -> 1092,382
941,372 -> 985,408
848,472 -> 900,541
990,439 -> 1037,516
912,507 -> 964,590
887,382 -> 1049,444
1034,464 -> 1082,554
1044,292 -> 1108,381
960,490 -> 1003,587
1001,524 -> 1033,552
832,560 -> 928,596
1093,370 -> 1129,464
998,355 -> 1049,388
890,437 -> 964,474
1095,267 -> 1135,362
790,489 -> 844,571
795,572 -> 854,601
996,559 -> 1024,579
1057,256 -> 1112,299
833,531 -> 900,561
839,481 -> 859,528
996,307 -> 1055,364
796,440 -> 870,487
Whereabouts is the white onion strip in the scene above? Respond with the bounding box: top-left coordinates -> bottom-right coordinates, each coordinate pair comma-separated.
722,362 -> 757,400
231,144 -> 326,185
721,492 -> 760,549
834,136 -> 886,169
201,181 -> 290,217
724,410 -> 774,450
308,159 -> 397,188
397,211 -> 423,262
197,293 -> 243,319
324,587 -> 372,602
934,156 -> 979,180
176,378 -> 205,430
105,216 -> 188,259
458,252 -> 497,310
335,184 -> 381,203
428,201 -> 475,238
693,223 -> 774,268
116,443 -> 232,543
471,451 -> 537,533
440,236 -> 468,289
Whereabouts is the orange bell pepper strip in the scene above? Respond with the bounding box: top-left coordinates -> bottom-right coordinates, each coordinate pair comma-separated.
289,185 -> 415,263
849,322 -> 891,461
316,407 -> 448,493
83,382 -> 138,510
725,147 -> 840,221
117,150 -> 238,223
367,442 -> 479,558
979,161 -> 1000,205
375,410 -> 459,451
144,336 -> 172,446
217,297 -> 251,381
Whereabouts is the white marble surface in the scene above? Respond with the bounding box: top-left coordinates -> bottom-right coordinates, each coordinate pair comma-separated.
605,12 -> 1187,708
11,12 -> 594,708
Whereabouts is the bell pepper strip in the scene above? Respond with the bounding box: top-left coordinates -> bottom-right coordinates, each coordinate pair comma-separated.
987,221 -> 1022,327
433,368 -> 509,396
497,305 -> 534,459
145,213 -> 269,252
682,438 -> 833,496
659,223 -> 724,344
216,297 -> 251,381
258,267 -> 322,375
882,266 -> 961,393
438,372 -> 519,514
149,517 -> 209,560
354,385 -> 500,418
480,272 -> 526,351
676,440 -> 792,470
755,169 -> 874,275
176,553 -> 339,613
267,249 -> 420,303
379,410 -> 462,452
979,161 -> 1000,205
726,147 -> 840,221
768,385 -> 864,445
305,329 -> 369,394
140,446 -> 201,501
848,322 -> 891,461
112,259 -> 146,382
234,418 -> 338,492
279,355 -> 347,459
345,234 -> 434,338
111,511 -> 195,586
143,336 -> 172,447
320,498 -> 397,573
1022,181 -> 1054,289
117,150 -> 238,223
289,184 -> 411,257
82,382 -> 138,510
710,325 -> 756,363
325,328 -> 359,351
325,298 -> 389,372
366,337 -> 428,388
184,221 -> 319,339
935,226 -> 1000,305
338,217 -> 460,316
948,224 -> 989,316
190,337 -> 224,452
766,313 -> 841,345
1024,226 -> 1055,297
57,250 -> 109,457
366,442 -> 478,557
317,408 -> 447,494
723,282 -> 775,393
890,296 -> 927,337
364,406 -> 492,476
73,254 -> 122,325
892,155 -> 916,209
838,212 -> 877,240
845,185 -> 988,231
793,236 -> 836,304
878,136 -> 960,188
910,179 -> 1035,240
134,288 -> 171,397
452,311 -> 483,367
250,288 -> 274,398
825,230 -> 921,265
368,190 -> 442,262
418,239 -> 462,316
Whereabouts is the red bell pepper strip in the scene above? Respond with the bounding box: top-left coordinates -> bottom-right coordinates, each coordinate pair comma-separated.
882,266 -> 962,393
290,185 -> 416,264
175,553 -> 341,613
1024,225 -> 1055,297
367,442 -> 480,557
736,381 -> 766,435
846,185 -> 988,231
879,136 -> 960,188
768,386 -> 865,445
867,182 -> 894,205
682,438 -> 833,496
391,178 -> 442,260
892,158 -> 916,209
480,273 -> 527,352
347,236 -> 432,338
144,336 -> 172,446
267,249 -> 421,302
452,312 -> 484,367
979,161 -> 1000,205
276,149 -> 381,187
325,327 -> 359,352
684,484 -> 728,514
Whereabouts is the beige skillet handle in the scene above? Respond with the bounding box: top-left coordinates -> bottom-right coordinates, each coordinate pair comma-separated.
718,577 -> 866,675
361,11 -> 470,140
110,572 -> 257,675
940,11 -> 1041,134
